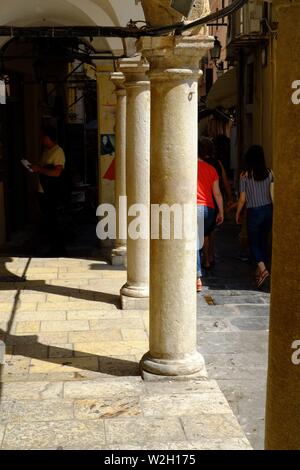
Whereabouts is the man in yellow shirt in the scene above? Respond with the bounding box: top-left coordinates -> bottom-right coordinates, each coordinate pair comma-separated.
32,127 -> 67,256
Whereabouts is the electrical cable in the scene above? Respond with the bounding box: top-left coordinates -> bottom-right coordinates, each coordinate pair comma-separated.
0,0 -> 249,38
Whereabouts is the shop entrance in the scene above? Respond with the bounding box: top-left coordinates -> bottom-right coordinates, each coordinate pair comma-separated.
0,38 -> 99,256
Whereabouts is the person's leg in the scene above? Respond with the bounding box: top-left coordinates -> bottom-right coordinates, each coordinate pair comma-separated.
209,231 -> 215,264
202,207 -> 216,270
260,204 -> 273,266
239,211 -> 249,261
197,244 -> 202,279
203,236 -> 210,269
247,208 -> 262,263
247,207 -> 270,286
197,205 -> 204,290
208,207 -> 218,265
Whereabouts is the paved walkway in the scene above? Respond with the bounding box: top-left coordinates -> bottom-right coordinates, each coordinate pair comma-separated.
197,219 -> 270,450
0,253 -> 251,450
0,218 -> 266,450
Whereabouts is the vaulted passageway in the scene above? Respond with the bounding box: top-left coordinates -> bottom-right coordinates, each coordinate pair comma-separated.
0,0 -> 299,450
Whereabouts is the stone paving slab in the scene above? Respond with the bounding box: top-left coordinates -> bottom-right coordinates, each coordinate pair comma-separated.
2,420 -> 106,450
67,310 -> 122,320
15,321 -> 40,334
1,371 -> 105,383
197,332 -> 268,355
212,295 -> 266,305
181,414 -> 246,441
13,343 -> 49,359
11,311 -> 68,321
74,396 -> 142,420
0,399 -> 74,423
37,301 -> 119,311
230,317 -> 269,331
89,318 -> 145,330
105,417 -> 186,445
72,341 -> 148,357
64,378 -> 145,399
216,380 -> 267,450
48,344 -> 74,358
105,438 -> 251,451
40,320 -> 90,332
69,329 -> 124,344
141,392 -> 229,417
29,356 -> 100,374
0,381 -> 63,400
5,332 -> 69,346
2,356 -> 31,375
0,424 -> 5,447
143,379 -> 220,395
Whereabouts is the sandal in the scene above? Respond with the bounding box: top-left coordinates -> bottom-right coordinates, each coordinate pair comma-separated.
256,269 -> 270,288
196,278 -> 202,292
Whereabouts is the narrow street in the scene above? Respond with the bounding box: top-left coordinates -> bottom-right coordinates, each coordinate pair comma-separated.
197,218 -> 269,449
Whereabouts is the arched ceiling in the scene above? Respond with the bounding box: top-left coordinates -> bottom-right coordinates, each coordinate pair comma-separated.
0,0 -> 145,54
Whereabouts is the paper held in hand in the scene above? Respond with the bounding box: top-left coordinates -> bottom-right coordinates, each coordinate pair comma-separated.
21,159 -> 33,173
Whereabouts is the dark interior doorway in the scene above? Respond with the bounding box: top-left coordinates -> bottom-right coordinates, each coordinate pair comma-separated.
0,38 -> 99,256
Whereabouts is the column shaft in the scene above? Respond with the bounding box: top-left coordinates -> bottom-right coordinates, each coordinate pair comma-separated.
265,1 -> 300,449
119,58 -> 150,309
138,36 -> 213,378
110,73 -> 127,265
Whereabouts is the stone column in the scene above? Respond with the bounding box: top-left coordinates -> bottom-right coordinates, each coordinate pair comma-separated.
137,36 -> 213,379
110,72 -> 127,266
265,0 -> 300,450
119,57 -> 150,310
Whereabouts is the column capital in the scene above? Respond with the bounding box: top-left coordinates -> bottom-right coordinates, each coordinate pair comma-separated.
137,35 -> 213,80
95,61 -> 115,75
118,55 -> 150,87
110,72 -> 126,96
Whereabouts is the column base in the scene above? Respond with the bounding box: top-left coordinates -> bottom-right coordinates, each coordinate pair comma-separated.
111,247 -> 127,266
121,295 -> 149,310
120,283 -> 149,310
140,351 -> 207,380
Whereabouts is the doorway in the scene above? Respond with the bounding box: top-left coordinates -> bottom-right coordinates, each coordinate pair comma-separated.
0,38 -> 99,256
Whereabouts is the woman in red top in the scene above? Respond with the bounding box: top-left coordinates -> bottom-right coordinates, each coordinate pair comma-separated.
197,138 -> 224,291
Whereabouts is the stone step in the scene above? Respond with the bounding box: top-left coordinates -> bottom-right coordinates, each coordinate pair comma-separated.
0,377 -> 252,450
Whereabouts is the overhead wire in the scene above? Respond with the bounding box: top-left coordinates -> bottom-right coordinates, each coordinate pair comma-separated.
0,0 -> 249,39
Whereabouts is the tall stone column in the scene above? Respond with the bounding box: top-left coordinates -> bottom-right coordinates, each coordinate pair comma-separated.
119,57 -> 150,310
137,36 -> 213,379
265,0 -> 300,450
110,72 -> 127,266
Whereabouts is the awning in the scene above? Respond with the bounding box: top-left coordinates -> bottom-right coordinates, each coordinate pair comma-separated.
206,67 -> 237,110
